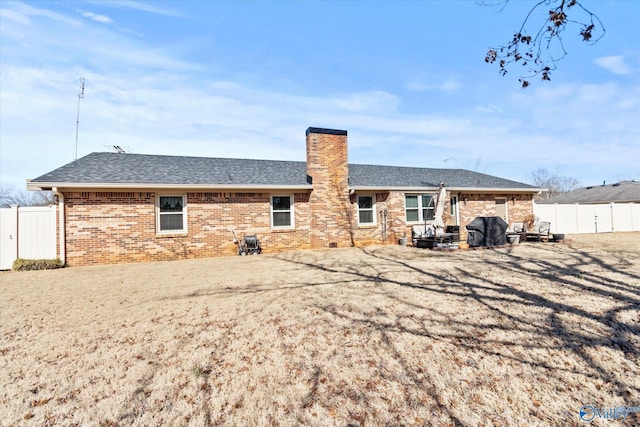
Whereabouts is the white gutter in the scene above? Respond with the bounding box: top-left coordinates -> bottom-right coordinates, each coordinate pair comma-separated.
28,180 -> 541,194
450,187 -> 545,194
27,181 -> 313,191
350,185 -> 544,193
52,187 -> 65,265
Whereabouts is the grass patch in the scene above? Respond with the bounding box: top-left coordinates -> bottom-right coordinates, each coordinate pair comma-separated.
1,232 -> 638,425
191,364 -> 210,378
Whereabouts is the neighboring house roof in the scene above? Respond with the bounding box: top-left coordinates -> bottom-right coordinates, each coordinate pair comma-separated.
537,180 -> 640,204
28,152 -> 540,192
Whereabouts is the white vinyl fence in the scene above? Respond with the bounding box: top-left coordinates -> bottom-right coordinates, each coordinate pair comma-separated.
0,205 -> 57,270
534,202 -> 640,234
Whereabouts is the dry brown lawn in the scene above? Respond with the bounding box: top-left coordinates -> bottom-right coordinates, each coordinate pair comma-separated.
1,233 -> 639,426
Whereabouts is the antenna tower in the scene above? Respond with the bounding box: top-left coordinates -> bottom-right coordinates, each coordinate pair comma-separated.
74,77 -> 85,160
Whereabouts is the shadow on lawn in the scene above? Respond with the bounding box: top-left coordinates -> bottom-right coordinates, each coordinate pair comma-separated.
275,243 -> 639,424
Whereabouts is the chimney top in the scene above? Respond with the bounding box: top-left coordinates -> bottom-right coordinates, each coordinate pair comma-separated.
306,127 -> 347,136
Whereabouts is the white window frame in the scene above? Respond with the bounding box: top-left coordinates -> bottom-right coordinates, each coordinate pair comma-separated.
405,194 -> 435,223
270,194 -> 295,229
156,194 -> 188,235
357,194 -> 376,226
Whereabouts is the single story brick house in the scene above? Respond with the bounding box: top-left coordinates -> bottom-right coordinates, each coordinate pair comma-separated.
28,127 -> 541,266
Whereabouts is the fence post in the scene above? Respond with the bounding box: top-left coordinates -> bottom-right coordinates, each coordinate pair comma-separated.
610,203 -> 615,232
12,205 -> 19,259
50,205 -> 57,258
0,205 -> 20,269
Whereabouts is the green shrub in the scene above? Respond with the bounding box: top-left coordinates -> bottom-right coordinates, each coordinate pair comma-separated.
12,258 -> 65,271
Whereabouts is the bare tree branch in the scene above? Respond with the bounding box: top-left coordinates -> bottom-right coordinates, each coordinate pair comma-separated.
531,168 -> 580,199
484,0 -> 605,87
0,186 -> 55,207
0,186 -> 15,207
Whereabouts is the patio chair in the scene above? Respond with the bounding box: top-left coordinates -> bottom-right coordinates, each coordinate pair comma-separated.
508,221 -> 526,233
412,224 -> 435,246
526,221 -> 551,241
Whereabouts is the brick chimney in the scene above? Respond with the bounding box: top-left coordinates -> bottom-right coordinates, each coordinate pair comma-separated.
305,127 -> 353,248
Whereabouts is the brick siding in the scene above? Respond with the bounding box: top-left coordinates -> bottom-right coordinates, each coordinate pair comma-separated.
62,191 -> 312,266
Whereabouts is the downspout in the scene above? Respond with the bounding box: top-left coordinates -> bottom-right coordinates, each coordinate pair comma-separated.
52,187 -> 66,265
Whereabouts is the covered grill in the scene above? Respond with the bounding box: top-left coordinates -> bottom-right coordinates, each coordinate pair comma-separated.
466,216 -> 508,247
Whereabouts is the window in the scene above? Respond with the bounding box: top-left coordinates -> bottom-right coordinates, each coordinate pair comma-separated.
405,194 -> 435,222
157,195 -> 187,233
271,195 -> 294,229
357,195 -> 375,225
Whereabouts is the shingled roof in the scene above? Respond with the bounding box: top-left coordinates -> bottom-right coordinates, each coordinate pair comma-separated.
29,152 -> 539,191
30,153 -> 309,187
537,180 -> 640,204
348,163 -> 536,190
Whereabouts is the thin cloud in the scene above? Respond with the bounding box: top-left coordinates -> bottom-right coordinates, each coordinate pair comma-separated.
594,55 -> 631,75
87,0 -> 184,18
332,91 -> 400,114
5,2 -> 81,28
77,10 -> 114,24
2,3 -> 196,73
475,104 -> 502,114
0,8 -> 31,25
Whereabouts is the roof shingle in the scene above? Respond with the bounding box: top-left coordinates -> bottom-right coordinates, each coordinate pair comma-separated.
31,152 -> 538,190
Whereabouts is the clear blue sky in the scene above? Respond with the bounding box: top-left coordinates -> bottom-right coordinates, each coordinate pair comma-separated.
1,0 -> 639,191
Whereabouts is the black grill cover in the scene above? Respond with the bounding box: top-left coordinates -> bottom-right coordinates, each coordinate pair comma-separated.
466,216 -> 508,247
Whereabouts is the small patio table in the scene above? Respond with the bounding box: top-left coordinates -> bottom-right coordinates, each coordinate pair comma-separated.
415,233 -> 455,249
